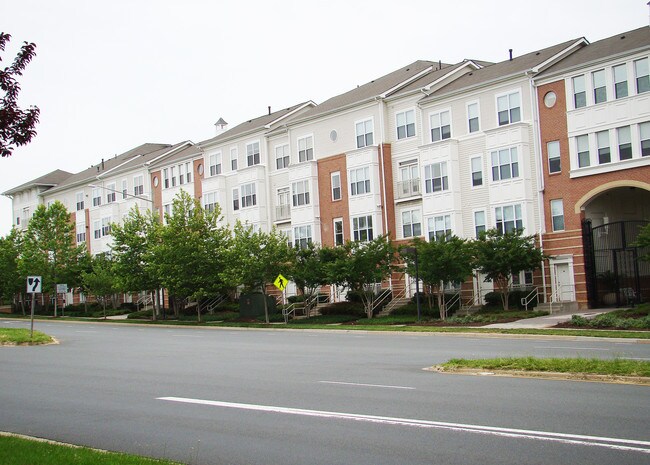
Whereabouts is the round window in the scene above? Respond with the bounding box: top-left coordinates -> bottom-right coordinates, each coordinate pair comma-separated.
197,164 -> 204,175
330,130 -> 338,142
543,91 -> 557,108
153,176 -> 159,187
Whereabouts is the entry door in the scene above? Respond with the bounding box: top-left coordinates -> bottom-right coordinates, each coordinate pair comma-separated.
554,263 -> 575,301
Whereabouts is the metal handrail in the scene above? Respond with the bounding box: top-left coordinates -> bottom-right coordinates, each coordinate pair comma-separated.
206,295 -> 226,313
381,286 -> 407,314
520,287 -> 539,311
282,302 -> 304,323
445,291 -> 461,318
371,288 -> 393,313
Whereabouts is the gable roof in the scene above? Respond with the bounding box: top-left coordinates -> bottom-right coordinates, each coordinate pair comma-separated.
2,169 -> 73,196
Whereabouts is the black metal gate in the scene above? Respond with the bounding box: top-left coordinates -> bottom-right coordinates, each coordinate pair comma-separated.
582,220 -> 649,307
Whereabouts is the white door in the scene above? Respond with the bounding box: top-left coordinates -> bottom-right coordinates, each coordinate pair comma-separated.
554,263 -> 575,301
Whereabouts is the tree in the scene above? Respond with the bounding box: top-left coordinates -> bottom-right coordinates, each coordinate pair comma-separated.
18,202 -> 87,314
474,229 -> 546,311
289,242 -> 328,305
328,235 -> 396,319
0,228 -> 24,312
221,221 -> 293,323
634,223 -> 650,262
1,32 -> 40,157
401,235 -> 475,320
81,253 -> 118,319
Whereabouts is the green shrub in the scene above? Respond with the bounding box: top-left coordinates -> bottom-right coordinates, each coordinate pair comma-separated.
290,315 -> 356,325
319,302 -> 366,317
288,295 -> 306,304
127,309 -> 153,319
391,302 -> 440,318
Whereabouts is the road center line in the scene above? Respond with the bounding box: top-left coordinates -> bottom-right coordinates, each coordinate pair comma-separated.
319,381 -> 415,390
157,396 -> 650,454
533,347 -> 610,351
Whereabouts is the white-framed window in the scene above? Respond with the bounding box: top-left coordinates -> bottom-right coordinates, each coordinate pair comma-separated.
402,209 -> 422,238
497,91 -> 521,125
547,141 -> 561,173
634,58 -> 650,94
613,64 -> 628,99
232,188 -> 239,211
186,162 -> 192,183
491,147 -> 519,181
641,122 -> 650,156
551,199 -> 565,232
241,183 -> 256,208
495,204 -> 523,234
93,220 -> 101,239
424,162 -> 448,193
470,156 -> 483,187
76,223 -> 86,243
246,141 -> 260,166
163,168 -> 169,188
178,163 -> 185,184
617,126 -> 632,160
398,160 -> 420,197
293,225 -> 312,249
298,136 -> 313,162
76,192 -> 84,211
92,188 -> 101,207
430,110 -> 451,142
209,153 -> 222,176
106,183 -> 116,203
333,218 -> 344,246
396,110 -> 415,139
592,69 -> 607,104
230,147 -> 238,171
203,192 -> 218,213
170,166 -> 176,187
276,187 -> 290,220
292,180 -> 310,207
101,217 -> 111,237
427,215 -> 451,241
474,210 -> 486,238
467,102 -> 480,133
356,119 -> 374,148
122,179 -> 128,199
275,144 -> 290,170
572,75 -> 586,108
576,134 -> 590,167
162,204 -> 171,223
352,215 -> 373,242
133,175 -> 144,195
349,166 -> 371,196
331,171 -> 341,201
596,130 -> 611,164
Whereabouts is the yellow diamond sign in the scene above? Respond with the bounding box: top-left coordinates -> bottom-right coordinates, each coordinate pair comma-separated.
274,274 -> 288,291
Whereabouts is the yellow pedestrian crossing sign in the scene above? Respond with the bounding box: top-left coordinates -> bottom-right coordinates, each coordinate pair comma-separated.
274,274 -> 288,291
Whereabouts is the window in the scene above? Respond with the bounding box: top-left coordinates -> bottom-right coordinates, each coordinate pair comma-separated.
241,183 -> 256,208
333,219 -> 344,246
572,75 -> 586,108
495,204 -> 523,234
203,192 -> 218,213
230,148 -> 238,171
356,119 -> 374,148
576,135 -> 590,167
170,166 -> 176,187
428,215 -> 451,241
276,187 -> 290,219
76,224 -> 86,243
470,156 -> 483,187
551,199 -> 565,232
491,147 -> 519,181
292,180 -> 310,207
592,69 -> 607,104
293,225 -> 312,249
101,217 -> 111,237
246,142 -> 260,166
352,215 -> 373,242
76,192 -> 84,211
232,188 -> 239,211
398,160 -> 420,197
634,58 -> 650,94
92,188 -> 101,207
617,126 -> 632,160
163,204 -> 171,220
106,183 -> 116,203
298,136 -> 313,162
641,122 -> 650,156
133,175 -> 144,195
474,211 -> 486,238
93,220 -> 101,239
547,141 -> 561,173
596,130 -> 611,164
163,168 -> 169,188
331,172 -> 341,201
178,164 -> 185,184
209,153 -> 222,176
396,110 -> 415,139
424,162 -> 448,193
497,91 -> 521,125
430,110 -> 451,142
467,102 -> 479,133
613,64 -> 628,99
402,210 -> 422,238
186,162 -> 192,183
122,180 -> 128,199
349,166 -> 371,196
275,144 -> 290,170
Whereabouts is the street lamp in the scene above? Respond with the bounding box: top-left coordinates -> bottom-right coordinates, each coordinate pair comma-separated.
403,246 -> 421,322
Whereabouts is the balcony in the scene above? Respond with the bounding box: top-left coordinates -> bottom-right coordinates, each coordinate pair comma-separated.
275,204 -> 291,222
396,178 -> 421,201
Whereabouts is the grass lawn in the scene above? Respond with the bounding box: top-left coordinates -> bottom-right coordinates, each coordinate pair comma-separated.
0,328 -> 53,345
440,356 -> 650,377
0,435 -> 183,465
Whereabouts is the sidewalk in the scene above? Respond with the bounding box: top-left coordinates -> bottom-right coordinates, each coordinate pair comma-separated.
484,310 -> 609,329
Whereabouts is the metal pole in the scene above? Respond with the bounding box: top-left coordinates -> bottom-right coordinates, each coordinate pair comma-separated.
415,249 -> 421,322
30,292 -> 35,339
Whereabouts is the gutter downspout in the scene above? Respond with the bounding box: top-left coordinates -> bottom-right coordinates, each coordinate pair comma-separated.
376,97 -> 389,238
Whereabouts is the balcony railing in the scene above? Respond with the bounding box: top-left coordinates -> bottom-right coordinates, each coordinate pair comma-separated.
276,204 -> 291,221
396,178 -> 421,199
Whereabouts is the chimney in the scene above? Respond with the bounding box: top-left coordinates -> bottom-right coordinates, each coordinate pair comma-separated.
214,117 -> 228,136
509,49 -> 513,61
101,158 -> 104,170
268,106 -> 271,115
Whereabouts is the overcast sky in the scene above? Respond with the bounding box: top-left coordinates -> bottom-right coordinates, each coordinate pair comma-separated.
1,0 -> 648,235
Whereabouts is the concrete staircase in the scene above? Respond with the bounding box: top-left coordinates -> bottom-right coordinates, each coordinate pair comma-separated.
377,296 -> 411,317
535,301 -> 580,314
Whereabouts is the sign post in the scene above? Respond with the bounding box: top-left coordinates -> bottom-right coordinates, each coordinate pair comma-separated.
56,284 -> 67,317
27,276 -> 42,338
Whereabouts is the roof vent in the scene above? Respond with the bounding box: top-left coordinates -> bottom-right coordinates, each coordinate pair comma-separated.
621,35 -> 626,39
509,49 -> 513,61
268,106 -> 271,115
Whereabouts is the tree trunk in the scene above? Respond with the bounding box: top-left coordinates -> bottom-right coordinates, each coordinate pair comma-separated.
262,284 -> 269,324
437,287 -> 446,320
151,290 -> 157,321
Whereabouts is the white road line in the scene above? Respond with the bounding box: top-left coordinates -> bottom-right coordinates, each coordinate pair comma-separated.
533,347 -> 610,351
157,397 -> 650,454
319,381 -> 415,390
171,335 -> 203,338
75,330 -> 97,333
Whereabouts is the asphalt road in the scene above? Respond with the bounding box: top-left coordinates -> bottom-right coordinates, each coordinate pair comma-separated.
1,319 -> 649,465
